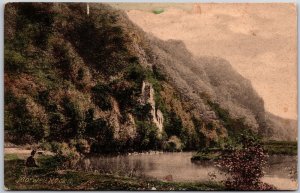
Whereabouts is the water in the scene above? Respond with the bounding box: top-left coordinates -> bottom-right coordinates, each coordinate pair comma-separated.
78,152 -> 297,190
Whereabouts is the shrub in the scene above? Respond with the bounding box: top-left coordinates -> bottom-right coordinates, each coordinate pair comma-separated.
152,65 -> 166,81
217,134 -> 276,190
110,80 -> 138,111
5,95 -> 47,144
207,100 -> 251,140
164,110 -> 184,138
61,97 -> 85,138
48,141 -> 61,153
86,118 -> 116,154
77,67 -> 84,81
52,43 -> 73,79
71,139 -> 90,154
163,136 -> 182,152
152,8 -> 164,14
39,140 -> 52,151
69,16 -> 130,75
125,64 -> 146,85
91,83 -> 112,110
4,49 -> 27,73
86,118 -> 113,139
165,112 -> 181,136
15,3 -> 55,49
135,121 -> 160,150
48,112 -> 65,141
51,142 -> 80,169
38,141 -> 80,170
133,103 -> 152,121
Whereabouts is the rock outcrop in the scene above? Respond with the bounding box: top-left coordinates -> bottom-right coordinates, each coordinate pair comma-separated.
141,81 -> 164,133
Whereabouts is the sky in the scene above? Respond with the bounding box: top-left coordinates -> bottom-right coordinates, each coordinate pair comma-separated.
111,3 -> 297,120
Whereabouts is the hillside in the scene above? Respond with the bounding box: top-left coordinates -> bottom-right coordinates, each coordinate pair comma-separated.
265,112 -> 297,141
4,3 -> 296,154
125,4 -> 297,121
147,35 -> 296,141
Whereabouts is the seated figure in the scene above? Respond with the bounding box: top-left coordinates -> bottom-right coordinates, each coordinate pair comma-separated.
25,150 -> 38,167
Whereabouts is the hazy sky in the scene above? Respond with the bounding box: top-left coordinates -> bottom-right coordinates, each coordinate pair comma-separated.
111,3 -> 297,120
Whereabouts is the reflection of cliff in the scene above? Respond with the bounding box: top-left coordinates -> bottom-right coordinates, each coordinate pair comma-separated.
264,155 -> 297,177
141,81 -> 164,133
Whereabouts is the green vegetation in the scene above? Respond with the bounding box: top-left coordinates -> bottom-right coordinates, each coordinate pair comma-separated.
263,140 -> 297,155
191,150 -> 220,161
152,8 -> 164,14
91,84 -> 112,111
5,3 -> 160,152
217,135 -> 275,190
163,136 -> 183,152
192,140 -> 297,161
4,155 -> 224,190
164,111 -> 183,138
4,2 -> 236,154
135,121 -> 161,151
5,3 -> 296,160
207,100 -> 251,140
4,153 -> 19,161
5,94 -> 48,144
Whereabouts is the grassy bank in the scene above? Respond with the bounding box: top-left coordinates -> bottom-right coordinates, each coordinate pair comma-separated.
4,153 -> 224,191
262,141 -> 297,155
191,151 -> 220,161
191,141 -> 297,161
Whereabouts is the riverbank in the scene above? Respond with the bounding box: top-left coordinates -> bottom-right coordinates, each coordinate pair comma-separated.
4,153 -> 224,190
263,141 -> 297,155
191,141 -> 297,161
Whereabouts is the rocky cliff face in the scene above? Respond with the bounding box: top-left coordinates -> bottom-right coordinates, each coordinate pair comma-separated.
140,81 -> 164,134
4,3 -> 296,153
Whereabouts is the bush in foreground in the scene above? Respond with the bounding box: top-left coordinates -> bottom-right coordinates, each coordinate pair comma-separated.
217,134 -> 276,190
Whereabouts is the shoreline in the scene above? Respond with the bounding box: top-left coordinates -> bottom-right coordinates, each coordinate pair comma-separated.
4,153 -> 224,191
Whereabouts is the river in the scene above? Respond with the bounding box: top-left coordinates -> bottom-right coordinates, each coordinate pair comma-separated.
78,152 -> 297,190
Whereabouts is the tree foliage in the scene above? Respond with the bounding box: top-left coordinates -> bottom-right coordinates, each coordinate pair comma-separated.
217,134 -> 275,190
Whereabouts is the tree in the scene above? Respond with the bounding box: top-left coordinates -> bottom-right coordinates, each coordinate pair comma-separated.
91,83 -> 111,111
217,134 -> 276,190
5,95 -> 46,144
133,103 -> 152,121
165,110 -> 183,137
135,121 -> 160,151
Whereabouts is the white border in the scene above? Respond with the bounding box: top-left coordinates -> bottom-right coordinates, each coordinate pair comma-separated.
0,1 -> 298,193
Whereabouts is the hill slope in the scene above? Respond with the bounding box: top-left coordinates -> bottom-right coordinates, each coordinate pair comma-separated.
4,3 -> 296,154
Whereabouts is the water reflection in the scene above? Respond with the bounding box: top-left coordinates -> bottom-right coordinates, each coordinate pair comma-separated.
78,152 -> 297,190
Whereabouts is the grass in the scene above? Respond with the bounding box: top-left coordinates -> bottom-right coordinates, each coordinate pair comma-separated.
4,154 -> 224,191
191,141 -> 297,161
262,140 -> 297,155
4,153 -> 19,161
191,152 -> 220,161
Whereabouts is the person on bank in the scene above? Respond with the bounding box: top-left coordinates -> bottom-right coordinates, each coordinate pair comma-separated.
25,150 -> 38,167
